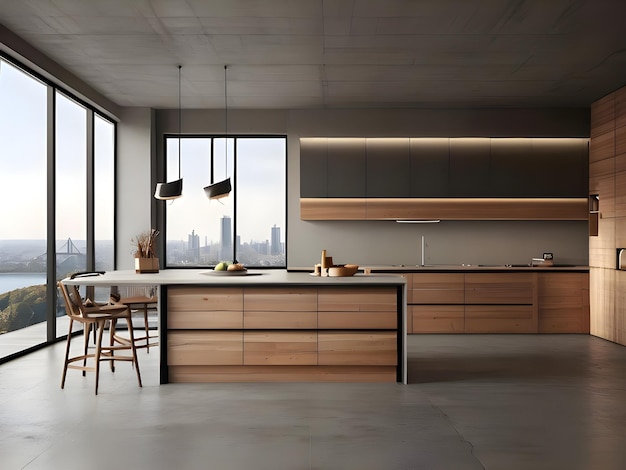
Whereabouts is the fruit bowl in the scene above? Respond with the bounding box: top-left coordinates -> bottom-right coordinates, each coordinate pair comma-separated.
328,264 -> 359,277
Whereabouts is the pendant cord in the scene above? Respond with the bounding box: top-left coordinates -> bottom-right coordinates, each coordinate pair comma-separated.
224,65 -> 228,177
178,65 -> 182,179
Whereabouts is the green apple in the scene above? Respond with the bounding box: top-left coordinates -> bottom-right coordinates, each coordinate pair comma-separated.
214,261 -> 229,271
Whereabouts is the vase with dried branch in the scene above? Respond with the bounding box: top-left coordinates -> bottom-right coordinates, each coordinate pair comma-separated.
133,229 -> 160,273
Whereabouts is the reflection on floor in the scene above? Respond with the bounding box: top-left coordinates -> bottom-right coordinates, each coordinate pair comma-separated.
1,334 -> 625,470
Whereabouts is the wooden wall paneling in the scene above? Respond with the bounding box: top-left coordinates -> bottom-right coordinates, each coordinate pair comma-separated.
318,332 -> 397,366
614,270 -> 626,345
589,157 -> 615,219
589,267 -> 616,340
590,94 -> 615,138
168,331 -> 243,365
243,331 -> 317,365
410,273 -> 464,304
411,305 -> 465,333
613,153 -> 626,218
366,138 -> 410,197
615,87 -> 626,130
589,217 -> 615,269
589,131 -> 616,164
615,127 -> 626,156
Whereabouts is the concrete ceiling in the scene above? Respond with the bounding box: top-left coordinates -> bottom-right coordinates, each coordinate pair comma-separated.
1,0 -> 626,110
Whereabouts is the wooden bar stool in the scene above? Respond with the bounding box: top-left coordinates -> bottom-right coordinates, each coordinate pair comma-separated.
58,281 -> 142,395
110,286 -> 159,353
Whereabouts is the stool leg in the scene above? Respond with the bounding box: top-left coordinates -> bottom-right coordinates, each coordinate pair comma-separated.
94,319 -> 105,395
82,323 -> 90,376
143,304 -> 150,353
61,318 -> 73,389
109,318 -> 116,372
126,313 -> 142,387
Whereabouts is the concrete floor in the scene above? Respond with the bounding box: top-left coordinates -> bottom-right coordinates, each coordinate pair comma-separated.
1,334 -> 625,470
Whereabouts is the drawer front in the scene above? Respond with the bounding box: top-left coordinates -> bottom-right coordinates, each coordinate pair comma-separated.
168,287 -> 243,311
537,272 -> 588,308
465,305 -> 535,333
318,287 -> 397,312
244,287 -> 317,311
244,311 -> 317,329
465,273 -> 534,304
411,305 -> 464,333
168,331 -> 243,365
318,332 -> 397,365
410,273 -> 464,303
243,331 -> 317,365
168,310 -> 243,329
318,311 -> 397,329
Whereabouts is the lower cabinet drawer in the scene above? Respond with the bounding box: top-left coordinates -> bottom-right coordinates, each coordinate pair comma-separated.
318,331 -> 397,366
318,311 -> 397,329
465,305 -> 536,333
243,331 -> 317,365
168,331 -> 243,365
411,305 -> 464,333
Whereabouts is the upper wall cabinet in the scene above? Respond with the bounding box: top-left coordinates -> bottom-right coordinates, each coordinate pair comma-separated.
300,137 -> 589,199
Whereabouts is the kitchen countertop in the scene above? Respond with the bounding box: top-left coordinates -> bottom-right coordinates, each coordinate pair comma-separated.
289,265 -> 589,273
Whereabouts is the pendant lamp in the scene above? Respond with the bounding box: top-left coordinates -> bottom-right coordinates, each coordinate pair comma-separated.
155,65 -> 183,200
204,65 -> 232,200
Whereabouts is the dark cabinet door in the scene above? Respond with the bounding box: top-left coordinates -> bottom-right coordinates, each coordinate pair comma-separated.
300,138 -> 327,197
410,138 -> 449,197
327,138 -> 366,197
449,138 -> 491,197
489,138 -> 533,197
366,138 -> 410,197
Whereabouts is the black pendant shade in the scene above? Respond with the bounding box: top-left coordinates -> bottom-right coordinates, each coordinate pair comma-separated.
204,177 -> 231,200
154,178 -> 183,200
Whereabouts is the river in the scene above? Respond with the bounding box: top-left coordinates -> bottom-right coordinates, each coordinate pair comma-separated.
0,272 -> 47,295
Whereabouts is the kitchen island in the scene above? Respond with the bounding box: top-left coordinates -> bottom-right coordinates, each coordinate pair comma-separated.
62,270 -> 407,384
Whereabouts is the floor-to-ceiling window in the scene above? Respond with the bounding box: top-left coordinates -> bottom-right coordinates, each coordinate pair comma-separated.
0,59 -> 47,344
164,136 -> 286,268
0,55 -> 117,359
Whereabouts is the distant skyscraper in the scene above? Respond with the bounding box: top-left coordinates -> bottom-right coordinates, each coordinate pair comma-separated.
271,225 -> 281,255
220,216 -> 233,260
188,230 -> 200,262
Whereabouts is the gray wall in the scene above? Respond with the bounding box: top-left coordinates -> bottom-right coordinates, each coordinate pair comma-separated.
118,107 -> 590,269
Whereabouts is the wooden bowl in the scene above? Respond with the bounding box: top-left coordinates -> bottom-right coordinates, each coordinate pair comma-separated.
328,264 -> 359,277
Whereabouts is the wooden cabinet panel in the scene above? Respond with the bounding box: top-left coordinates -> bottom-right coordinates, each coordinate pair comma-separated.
168,310 -> 243,329
465,273 -> 534,304
243,331 -> 317,365
318,332 -> 397,365
317,287 -> 396,312
589,217 -> 615,269
244,311 -> 317,329
168,331 -> 243,365
244,287 -> 317,311
411,305 -> 464,333
591,94 -> 615,138
590,131 -> 615,163
465,305 -> 536,333
537,272 -> 589,333
410,273 -> 464,304
168,287 -> 243,311
300,197 -> 367,220
366,138 -> 410,197
318,311 -> 397,329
